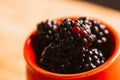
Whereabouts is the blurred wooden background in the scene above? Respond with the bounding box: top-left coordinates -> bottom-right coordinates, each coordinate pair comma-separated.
0,0 -> 120,80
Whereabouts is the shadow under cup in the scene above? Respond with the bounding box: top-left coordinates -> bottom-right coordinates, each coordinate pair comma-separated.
24,17 -> 120,80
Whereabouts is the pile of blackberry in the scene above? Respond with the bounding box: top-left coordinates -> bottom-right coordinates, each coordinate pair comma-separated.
36,17 -> 110,74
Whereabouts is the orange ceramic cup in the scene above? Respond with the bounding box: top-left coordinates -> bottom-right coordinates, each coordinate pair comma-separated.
24,17 -> 120,80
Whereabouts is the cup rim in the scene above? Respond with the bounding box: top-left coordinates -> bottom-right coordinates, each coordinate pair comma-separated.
24,17 -> 120,79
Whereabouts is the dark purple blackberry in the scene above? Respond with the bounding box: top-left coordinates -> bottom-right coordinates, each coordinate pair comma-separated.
37,20 -> 57,43
90,20 -> 109,48
78,48 -> 105,72
39,43 -> 72,73
77,17 -> 110,50
35,20 -> 57,61
54,18 -> 95,49
69,48 -> 105,73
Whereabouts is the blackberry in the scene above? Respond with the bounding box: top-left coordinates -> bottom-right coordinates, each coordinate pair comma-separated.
77,17 -> 109,50
69,48 -> 105,73
37,20 -> 57,43
90,20 -> 109,49
79,48 -> 105,72
55,18 -> 95,48
39,43 -> 72,73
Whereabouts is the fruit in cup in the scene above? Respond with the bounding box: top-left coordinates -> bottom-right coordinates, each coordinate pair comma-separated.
30,17 -> 115,74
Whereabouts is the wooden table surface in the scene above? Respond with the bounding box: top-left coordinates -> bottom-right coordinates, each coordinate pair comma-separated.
0,0 -> 120,80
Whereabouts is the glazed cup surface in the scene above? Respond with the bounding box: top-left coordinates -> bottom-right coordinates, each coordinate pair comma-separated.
24,17 -> 120,80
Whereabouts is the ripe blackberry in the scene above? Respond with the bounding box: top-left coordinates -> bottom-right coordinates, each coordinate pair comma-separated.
77,17 -> 109,50
37,20 -> 57,43
79,48 -> 105,72
55,18 -> 95,48
39,43 -> 72,73
90,20 -> 109,49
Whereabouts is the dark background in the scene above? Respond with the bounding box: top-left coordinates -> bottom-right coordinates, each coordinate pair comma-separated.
82,0 -> 120,11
